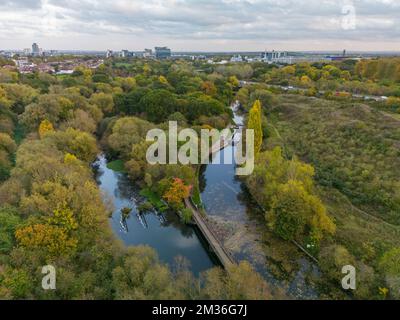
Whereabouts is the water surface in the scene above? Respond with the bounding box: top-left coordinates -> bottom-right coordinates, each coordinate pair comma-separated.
94,155 -> 217,275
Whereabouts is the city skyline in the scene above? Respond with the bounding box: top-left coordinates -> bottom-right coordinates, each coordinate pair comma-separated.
0,0 -> 399,52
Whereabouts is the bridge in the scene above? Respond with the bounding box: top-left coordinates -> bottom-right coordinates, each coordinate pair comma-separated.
185,197 -> 235,268
185,134 -> 236,269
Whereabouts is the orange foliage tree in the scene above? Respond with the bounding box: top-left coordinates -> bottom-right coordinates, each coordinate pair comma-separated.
162,178 -> 192,210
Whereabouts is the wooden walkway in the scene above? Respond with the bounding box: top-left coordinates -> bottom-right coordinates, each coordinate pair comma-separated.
185,198 -> 235,268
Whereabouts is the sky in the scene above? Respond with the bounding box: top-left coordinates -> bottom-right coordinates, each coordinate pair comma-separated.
0,0 -> 399,52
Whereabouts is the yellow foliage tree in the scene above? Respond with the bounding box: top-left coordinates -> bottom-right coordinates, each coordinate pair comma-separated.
158,75 -> 169,85
38,119 -> 54,139
15,224 -> 78,258
300,75 -> 312,86
47,205 -> 78,232
228,75 -> 240,87
247,100 -> 263,154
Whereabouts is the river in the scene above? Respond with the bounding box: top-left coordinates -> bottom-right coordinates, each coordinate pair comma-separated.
199,102 -> 321,299
93,155 -> 218,275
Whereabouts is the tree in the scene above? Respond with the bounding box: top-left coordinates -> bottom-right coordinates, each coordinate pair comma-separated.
0,133 -> 17,154
319,245 -> 356,284
38,119 -> 54,139
300,75 -> 312,87
201,261 -> 271,299
107,116 -> 153,158
15,224 -> 78,258
0,206 -> 22,253
0,268 -> 33,299
228,75 -> 240,87
247,100 -> 263,154
140,89 -> 177,123
246,147 -> 335,244
162,178 -> 192,210
236,87 -> 249,106
249,89 -> 275,110
90,92 -> 114,115
158,75 -> 169,85
112,246 -> 179,299
201,81 -> 217,96
268,180 -> 335,242
45,128 -> 98,162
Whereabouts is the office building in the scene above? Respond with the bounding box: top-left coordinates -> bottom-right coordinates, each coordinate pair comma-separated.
155,47 -> 171,59
32,43 -> 40,56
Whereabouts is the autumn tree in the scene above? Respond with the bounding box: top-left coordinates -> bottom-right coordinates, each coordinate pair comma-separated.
38,119 -> 54,139
247,100 -> 263,154
15,224 -> 78,258
228,75 -> 240,87
268,180 -> 335,242
112,246 -> 180,299
246,147 -> 335,245
201,81 -> 217,96
90,92 -> 114,115
162,178 -> 192,210
201,261 -> 271,300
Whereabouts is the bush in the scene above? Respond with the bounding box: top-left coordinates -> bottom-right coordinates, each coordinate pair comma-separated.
180,208 -> 193,224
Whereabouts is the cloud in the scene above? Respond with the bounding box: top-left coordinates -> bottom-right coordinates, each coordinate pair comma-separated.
0,0 -> 399,51
0,0 -> 42,9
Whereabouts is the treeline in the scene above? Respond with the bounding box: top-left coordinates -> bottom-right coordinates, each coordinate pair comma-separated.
355,58 -> 400,83
254,58 -> 400,108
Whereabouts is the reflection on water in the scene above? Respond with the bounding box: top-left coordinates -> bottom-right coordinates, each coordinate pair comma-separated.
94,154 -> 217,275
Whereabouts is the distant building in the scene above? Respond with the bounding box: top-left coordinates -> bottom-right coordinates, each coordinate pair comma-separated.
32,43 -> 40,56
120,50 -> 133,58
326,49 -> 348,61
261,50 -> 290,63
106,50 -> 113,58
230,54 -> 243,62
23,48 -> 31,56
143,49 -> 153,58
15,58 -> 29,68
154,47 -> 171,59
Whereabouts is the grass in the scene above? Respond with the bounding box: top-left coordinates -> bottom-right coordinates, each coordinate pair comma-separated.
140,188 -> 168,212
106,160 -> 126,172
191,181 -> 202,208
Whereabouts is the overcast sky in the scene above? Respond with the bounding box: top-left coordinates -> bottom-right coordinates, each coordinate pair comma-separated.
0,0 -> 399,51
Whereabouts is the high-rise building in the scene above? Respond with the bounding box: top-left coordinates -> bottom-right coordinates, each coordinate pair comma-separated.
106,50 -> 113,58
154,47 -> 171,59
143,49 -> 153,58
120,50 -> 133,58
32,43 -> 40,56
